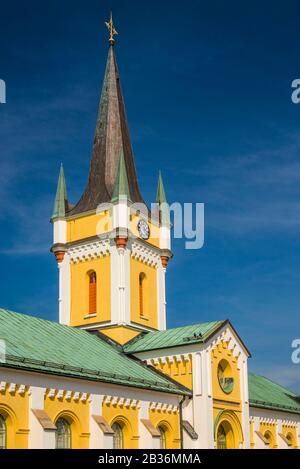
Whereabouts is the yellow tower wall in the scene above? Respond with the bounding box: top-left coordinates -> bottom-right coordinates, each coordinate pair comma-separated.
67,211 -> 111,243
70,255 -> 111,327
130,257 -> 158,329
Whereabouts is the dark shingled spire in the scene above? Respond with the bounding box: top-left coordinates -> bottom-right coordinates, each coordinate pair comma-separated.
67,43 -> 144,216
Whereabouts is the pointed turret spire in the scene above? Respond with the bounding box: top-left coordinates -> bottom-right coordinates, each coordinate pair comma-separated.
68,19 -> 144,216
111,148 -> 131,203
52,164 -> 68,220
156,171 -> 167,204
156,171 -> 170,226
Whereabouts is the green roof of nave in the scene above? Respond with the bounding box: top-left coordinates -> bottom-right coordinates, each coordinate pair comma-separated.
0,308 -> 299,414
123,320 -> 227,353
0,308 -> 190,395
248,373 -> 300,414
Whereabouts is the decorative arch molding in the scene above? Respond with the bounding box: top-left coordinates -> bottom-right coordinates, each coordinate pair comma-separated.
0,403 -> 19,449
110,414 -> 134,449
54,409 -> 84,449
214,410 -> 244,449
155,418 -> 176,449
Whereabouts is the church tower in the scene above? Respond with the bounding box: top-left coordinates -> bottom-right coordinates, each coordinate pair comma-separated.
50,16 -> 172,345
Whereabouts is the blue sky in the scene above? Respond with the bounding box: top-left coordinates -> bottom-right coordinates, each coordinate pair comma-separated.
1,0 -> 300,391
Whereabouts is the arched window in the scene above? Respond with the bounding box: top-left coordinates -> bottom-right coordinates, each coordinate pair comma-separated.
55,418 -> 71,449
0,415 -> 6,449
88,271 -> 97,314
139,273 -> 146,316
158,425 -> 167,449
217,424 -> 227,449
112,422 -> 124,449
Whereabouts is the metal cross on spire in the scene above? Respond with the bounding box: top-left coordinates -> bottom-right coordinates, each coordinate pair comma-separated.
105,12 -> 118,45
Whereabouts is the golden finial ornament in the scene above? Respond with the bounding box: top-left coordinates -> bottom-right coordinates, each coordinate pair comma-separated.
105,12 -> 118,45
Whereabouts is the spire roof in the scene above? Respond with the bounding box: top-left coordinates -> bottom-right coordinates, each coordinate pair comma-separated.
68,42 -> 144,216
111,148 -> 131,203
156,171 -> 167,204
156,171 -> 170,226
52,164 -> 68,220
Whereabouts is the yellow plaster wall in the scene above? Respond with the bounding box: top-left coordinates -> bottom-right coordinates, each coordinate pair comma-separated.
130,214 -> 160,248
211,342 -> 243,449
0,384 -> 29,448
130,257 -> 158,330
152,357 -> 193,390
282,424 -> 298,448
44,394 -> 90,449
70,255 -> 111,327
67,211 -> 111,243
100,326 -> 142,345
102,402 -> 139,449
149,408 -> 181,449
211,341 -> 241,405
260,422 -> 278,448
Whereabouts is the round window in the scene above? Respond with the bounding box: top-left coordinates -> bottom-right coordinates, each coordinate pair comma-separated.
217,359 -> 234,394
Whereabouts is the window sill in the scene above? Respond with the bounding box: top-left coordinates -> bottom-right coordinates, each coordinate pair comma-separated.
84,313 -> 97,320
139,315 -> 149,321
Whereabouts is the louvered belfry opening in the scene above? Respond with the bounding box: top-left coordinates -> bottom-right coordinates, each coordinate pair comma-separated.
89,271 -> 97,314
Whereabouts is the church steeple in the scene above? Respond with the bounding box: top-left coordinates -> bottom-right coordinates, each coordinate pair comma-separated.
52,18 -> 171,338
68,30 -> 144,216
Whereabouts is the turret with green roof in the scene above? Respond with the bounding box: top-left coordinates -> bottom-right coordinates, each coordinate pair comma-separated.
51,164 -> 68,221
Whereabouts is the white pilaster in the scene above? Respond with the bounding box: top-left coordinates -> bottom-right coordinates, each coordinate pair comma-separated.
110,243 -> 119,324
89,394 -> 113,449
118,246 -> 126,324
139,401 -> 160,449
28,387 -> 56,449
58,252 -> 70,325
241,358 -> 250,448
189,350 -> 214,448
53,219 -> 67,245
157,262 -> 166,330
159,225 -> 171,250
112,201 -> 129,231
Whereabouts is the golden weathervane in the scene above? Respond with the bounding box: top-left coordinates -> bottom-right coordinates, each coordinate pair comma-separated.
105,12 -> 118,45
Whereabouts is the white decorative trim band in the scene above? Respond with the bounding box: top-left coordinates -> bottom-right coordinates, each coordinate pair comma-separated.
131,241 -> 160,267
69,240 -> 110,263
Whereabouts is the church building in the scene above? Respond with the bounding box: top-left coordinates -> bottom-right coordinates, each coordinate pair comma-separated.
0,18 -> 299,449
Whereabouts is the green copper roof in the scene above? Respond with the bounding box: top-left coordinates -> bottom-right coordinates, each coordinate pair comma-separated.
52,164 -> 67,220
124,320 -> 227,354
156,171 -> 170,226
156,171 -> 167,204
249,373 -> 300,414
111,148 -> 131,203
0,308 -> 190,395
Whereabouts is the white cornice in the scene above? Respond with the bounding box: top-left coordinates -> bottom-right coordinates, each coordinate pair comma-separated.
69,239 -> 110,263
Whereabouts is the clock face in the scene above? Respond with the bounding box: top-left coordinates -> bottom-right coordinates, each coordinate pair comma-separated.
137,219 -> 150,240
